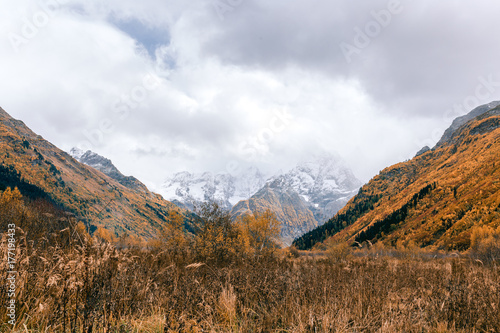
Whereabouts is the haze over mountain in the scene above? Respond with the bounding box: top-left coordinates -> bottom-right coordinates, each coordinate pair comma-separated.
294,102 -> 500,251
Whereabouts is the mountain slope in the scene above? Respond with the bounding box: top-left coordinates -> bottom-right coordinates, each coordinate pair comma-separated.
0,107 -> 194,239
294,103 -> 500,251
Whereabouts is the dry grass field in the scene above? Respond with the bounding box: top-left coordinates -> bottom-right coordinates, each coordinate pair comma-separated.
1,193 -> 499,332
1,229 -> 499,332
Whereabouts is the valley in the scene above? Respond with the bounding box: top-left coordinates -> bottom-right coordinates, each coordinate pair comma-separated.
1,102 -> 500,332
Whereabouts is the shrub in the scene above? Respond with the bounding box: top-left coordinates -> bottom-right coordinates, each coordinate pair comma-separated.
470,225 -> 500,263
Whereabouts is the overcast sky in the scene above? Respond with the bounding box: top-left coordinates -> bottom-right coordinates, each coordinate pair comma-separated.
1,0 -> 500,191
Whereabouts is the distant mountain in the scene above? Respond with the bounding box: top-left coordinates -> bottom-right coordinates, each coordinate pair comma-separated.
159,155 -> 361,246
231,154 -> 362,245
159,167 -> 267,210
70,148 -> 148,192
269,155 -> 362,223
294,102 -> 500,251
0,107 -> 195,239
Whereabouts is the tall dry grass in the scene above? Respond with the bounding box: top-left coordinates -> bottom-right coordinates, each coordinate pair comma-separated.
1,198 -> 499,332
1,225 -> 499,332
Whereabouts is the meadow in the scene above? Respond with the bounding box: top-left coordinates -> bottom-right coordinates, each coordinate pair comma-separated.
1,233 -> 499,332
1,192 -> 499,332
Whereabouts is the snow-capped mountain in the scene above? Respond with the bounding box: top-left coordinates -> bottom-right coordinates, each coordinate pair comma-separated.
159,167 -> 267,210
156,153 -> 362,245
269,154 -> 363,223
230,154 -> 363,245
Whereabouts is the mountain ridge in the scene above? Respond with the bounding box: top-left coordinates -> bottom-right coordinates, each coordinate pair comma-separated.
70,148 -> 148,192
435,100 -> 500,147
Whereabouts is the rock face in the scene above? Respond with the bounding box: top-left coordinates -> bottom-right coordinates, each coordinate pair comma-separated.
415,146 -> 430,157
70,148 -> 148,192
230,154 -> 362,245
159,167 -> 267,211
231,181 -> 319,246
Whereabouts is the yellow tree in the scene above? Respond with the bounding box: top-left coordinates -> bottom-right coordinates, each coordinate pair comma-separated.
238,210 -> 281,257
151,209 -> 190,258
93,227 -> 116,243
0,187 -> 27,229
194,202 -> 241,265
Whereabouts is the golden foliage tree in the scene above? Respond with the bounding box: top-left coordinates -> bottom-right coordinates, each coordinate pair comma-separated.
94,227 -> 116,243
151,210 -> 190,258
194,202 -> 241,265
0,187 -> 27,229
470,225 -> 500,262
237,210 -> 281,257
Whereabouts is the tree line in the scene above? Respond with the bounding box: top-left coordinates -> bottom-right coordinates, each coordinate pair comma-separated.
292,189 -> 381,250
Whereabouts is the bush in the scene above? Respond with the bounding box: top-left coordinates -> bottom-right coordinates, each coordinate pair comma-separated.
192,201 -> 242,265
470,225 -> 500,263
236,210 -> 281,258
326,242 -> 351,262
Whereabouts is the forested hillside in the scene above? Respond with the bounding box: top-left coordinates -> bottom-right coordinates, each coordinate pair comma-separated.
294,105 -> 500,251
0,107 -> 195,240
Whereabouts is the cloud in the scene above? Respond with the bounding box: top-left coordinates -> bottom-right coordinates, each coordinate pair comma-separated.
1,0 -> 500,188
199,0 -> 500,115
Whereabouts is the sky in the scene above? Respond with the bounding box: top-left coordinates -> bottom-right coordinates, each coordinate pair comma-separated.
1,0 -> 500,191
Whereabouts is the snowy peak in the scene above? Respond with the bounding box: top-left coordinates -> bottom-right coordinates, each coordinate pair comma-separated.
69,147 -> 85,160
160,167 -> 266,210
270,154 -> 357,188
267,154 -> 362,222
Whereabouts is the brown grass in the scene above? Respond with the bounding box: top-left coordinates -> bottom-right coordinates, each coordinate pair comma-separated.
0,197 -> 498,332
1,225 -> 499,332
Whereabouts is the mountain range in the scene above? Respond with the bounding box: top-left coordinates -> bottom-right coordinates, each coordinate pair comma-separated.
294,101 -> 500,251
67,146 -> 362,245
157,155 -> 362,245
5,99 -> 498,251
